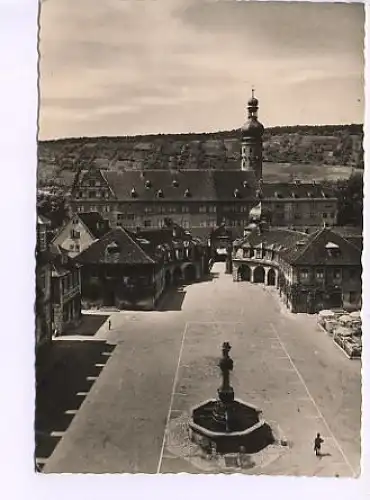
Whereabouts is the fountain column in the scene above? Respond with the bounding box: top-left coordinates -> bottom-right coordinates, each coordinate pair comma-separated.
213,342 -> 235,430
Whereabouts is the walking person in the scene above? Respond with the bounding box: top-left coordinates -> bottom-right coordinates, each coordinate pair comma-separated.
108,319 -> 111,330
314,433 -> 324,456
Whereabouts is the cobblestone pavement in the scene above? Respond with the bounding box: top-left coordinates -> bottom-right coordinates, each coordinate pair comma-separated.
43,263 -> 361,476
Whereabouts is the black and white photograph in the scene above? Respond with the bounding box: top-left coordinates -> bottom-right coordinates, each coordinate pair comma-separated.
35,0 -> 363,477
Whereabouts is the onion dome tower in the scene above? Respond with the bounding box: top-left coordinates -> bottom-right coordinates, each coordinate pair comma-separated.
240,89 -> 264,182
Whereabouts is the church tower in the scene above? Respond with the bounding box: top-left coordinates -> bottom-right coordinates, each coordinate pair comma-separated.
240,89 -> 264,182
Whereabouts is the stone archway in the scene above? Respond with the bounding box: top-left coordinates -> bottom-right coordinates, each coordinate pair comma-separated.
183,264 -> 197,283
239,265 -> 251,282
173,266 -> 182,284
267,268 -> 276,286
253,266 -> 265,284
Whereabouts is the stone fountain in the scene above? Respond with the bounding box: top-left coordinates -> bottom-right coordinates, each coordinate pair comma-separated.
189,342 -> 274,454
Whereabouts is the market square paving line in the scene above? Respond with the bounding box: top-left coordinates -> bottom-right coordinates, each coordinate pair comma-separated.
157,321 -> 189,474
269,322 -> 356,477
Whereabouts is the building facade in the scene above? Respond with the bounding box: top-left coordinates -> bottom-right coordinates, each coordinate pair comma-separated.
76,224 -> 210,311
232,225 -> 362,314
52,212 -> 110,258
35,216 -> 53,350
50,246 -> 82,335
70,168 -> 258,236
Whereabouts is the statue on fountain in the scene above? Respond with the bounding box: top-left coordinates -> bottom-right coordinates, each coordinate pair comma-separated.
189,340 -> 273,454
213,342 -> 235,431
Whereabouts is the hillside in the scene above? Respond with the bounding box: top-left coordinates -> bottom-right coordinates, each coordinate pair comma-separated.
37,124 -> 363,189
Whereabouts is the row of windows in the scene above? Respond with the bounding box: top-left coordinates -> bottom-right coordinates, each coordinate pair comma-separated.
76,206 -> 111,213
272,212 -> 336,221
222,206 -> 250,213
290,212 -> 336,220
226,220 -> 250,227
116,219 -> 213,229
76,204 -> 243,214
242,249 -> 276,260
299,268 -> 358,280
76,190 -> 109,199
75,204 -> 336,220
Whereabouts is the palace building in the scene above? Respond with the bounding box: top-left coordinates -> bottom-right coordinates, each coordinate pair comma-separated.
70,92 -> 338,236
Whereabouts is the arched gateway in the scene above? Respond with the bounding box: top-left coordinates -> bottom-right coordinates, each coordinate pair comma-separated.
267,268 -> 276,286
253,266 -> 265,284
239,266 -> 251,282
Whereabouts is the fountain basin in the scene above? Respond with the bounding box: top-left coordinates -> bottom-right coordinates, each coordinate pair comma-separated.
189,398 -> 274,454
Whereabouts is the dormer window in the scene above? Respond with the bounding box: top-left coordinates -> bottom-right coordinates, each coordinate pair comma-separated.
106,242 -> 120,255
131,187 -> 138,198
307,191 -> 313,198
184,188 -> 191,198
292,192 -> 299,199
157,189 -> 164,198
322,191 -> 327,198
243,180 -> 248,188
145,180 -> 152,189
325,241 -> 341,257
274,192 -> 283,199
234,188 -> 240,198
172,179 -> 179,187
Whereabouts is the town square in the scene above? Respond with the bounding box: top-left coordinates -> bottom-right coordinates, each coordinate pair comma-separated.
38,262 -> 361,476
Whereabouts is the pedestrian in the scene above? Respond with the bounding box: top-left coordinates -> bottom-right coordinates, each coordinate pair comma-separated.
108,319 -> 111,330
314,433 -> 324,456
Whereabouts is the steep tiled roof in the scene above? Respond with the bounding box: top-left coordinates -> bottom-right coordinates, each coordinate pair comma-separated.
330,226 -> 363,238
345,236 -> 362,251
78,212 -> 110,239
49,245 -> 80,276
75,227 -> 155,265
188,227 -> 213,243
104,170 -> 216,201
135,224 -> 204,257
280,228 -> 361,266
262,182 -> 336,199
102,169 -> 256,202
239,228 -> 308,250
212,170 -> 257,200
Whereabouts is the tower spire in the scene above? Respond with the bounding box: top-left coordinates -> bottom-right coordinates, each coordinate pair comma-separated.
240,90 -> 264,180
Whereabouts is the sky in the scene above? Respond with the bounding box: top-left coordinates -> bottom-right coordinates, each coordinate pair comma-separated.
38,0 -> 365,140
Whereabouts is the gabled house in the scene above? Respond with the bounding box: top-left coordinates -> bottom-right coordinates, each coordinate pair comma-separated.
233,224 -> 362,314
75,227 -> 164,310
52,212 -> 110,258
279,227 -> 362,313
